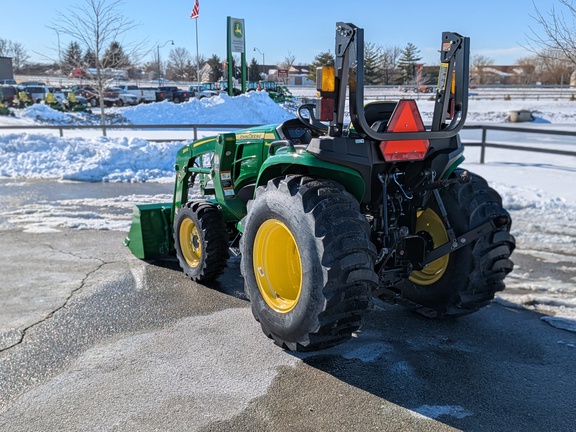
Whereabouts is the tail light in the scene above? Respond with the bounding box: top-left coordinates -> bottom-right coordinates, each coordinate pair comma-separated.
379,100 -> 430,162
316,66 -> 336,121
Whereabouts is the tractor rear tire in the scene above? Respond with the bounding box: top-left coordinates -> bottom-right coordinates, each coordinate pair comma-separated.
174,201 -> 229,282
387,169 -> 515,317
240,176 -> 377,351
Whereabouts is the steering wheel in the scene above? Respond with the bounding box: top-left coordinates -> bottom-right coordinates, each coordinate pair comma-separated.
297,103 -> 328,134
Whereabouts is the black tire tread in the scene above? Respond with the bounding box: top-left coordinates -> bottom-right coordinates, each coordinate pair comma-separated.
174,201 -> 229,282
242,175 -> 377,351
448,170 -> 515,314
396,169 -> 515,317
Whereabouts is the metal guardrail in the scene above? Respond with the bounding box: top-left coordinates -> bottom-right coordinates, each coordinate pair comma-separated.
0,123 -> 258,142
1,123 -> 575,163
462,125 -> 576,163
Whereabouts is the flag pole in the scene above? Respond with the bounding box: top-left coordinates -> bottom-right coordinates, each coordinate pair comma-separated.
195,18 -> 200,85
190,0 -> 200,85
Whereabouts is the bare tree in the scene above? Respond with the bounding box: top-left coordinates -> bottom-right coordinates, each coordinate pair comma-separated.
279,52 -> 296,71
0,39 -> 30,72
168,47 -> 199,81
380,46 -> 402,85
9,42 -> 30,72
48,0 -> 140,134
528,0 -> 576,65
0,38 -> 9,56
514,56 -> 538,84
537,49 -> 572,84
471,54 -> 495,85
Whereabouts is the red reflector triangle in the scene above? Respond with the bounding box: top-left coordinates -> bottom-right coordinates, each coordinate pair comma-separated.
387,99 -> 425,132
380,100 -> 430,162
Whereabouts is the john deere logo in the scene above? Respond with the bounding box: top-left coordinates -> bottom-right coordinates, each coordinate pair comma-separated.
233,21 -> 243,38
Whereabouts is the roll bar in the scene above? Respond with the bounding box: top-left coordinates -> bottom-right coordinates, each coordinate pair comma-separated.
328,22 -> 470,141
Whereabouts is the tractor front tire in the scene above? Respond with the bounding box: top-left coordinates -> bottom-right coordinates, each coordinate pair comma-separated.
388,170 -> 515,317
240,176 -> 377,351
174,201 -> 229,282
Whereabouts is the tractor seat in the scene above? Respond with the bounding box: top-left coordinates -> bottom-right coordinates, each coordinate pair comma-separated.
364,101 -> 397,133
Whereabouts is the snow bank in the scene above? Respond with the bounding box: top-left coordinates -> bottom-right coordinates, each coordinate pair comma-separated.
0,134 -> 180,182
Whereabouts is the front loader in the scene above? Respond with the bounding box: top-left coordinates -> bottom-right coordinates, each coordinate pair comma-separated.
125,22 -> 515,352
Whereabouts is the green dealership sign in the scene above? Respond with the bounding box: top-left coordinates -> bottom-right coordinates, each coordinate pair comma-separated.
229,17 -> 245,53
226,16 -> 247,95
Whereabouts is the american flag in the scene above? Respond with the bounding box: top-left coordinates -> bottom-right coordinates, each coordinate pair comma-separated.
190,0 -> 199,19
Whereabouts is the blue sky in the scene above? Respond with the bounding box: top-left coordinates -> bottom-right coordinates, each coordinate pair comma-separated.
1,0 -> 560,66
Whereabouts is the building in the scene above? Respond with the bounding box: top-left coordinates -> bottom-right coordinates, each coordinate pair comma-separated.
471,65 -> 533,85
0,57 -> 14,81
261,65 -> 314,86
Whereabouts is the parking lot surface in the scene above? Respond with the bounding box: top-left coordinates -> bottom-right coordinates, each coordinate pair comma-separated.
1,180 -> 575,432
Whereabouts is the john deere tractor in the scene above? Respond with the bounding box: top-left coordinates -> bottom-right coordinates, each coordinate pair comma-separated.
125,23 -> 515,351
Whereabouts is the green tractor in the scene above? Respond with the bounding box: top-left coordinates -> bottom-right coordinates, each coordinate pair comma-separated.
248,80 -> 294,103
125,23 -> 515,352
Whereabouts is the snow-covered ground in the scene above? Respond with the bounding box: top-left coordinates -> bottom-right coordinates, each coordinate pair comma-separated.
0,90 -> 575,331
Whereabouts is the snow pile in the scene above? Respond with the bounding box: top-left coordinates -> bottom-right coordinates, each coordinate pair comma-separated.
0,134 -> 180,182
120,91 -> 293,125
0,91 -> 294,182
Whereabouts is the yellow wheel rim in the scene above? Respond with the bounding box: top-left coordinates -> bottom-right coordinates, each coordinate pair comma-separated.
253,219 -> 302,313
409,208 -> 450,286
179,218 -> 202,268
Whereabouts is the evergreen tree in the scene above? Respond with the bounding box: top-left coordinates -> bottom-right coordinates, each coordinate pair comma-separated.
62,41 -> 83,72
307,51 -> 335,83
364,42 -> 383,85
207,54 -> 223,82
83,48 -> 97,68
249,57 -> 261,81
102,41 -> 130,69
398,42 -> 422,83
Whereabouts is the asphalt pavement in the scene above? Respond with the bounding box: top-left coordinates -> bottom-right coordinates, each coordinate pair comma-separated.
0,180 -> 575,432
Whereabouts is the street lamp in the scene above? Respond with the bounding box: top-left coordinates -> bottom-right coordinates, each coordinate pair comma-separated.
157,40 -> 175,86
253,47 -> 265,79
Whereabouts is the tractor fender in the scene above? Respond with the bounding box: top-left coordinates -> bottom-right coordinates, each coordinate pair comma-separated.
256,149 -> 366,203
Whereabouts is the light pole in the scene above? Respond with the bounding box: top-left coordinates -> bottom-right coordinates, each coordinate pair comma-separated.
54,29 -> 61,73
253,47 -> 265,79
157,40 -> 174,87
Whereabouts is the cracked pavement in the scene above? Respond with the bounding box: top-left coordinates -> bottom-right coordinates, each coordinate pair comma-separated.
1,180 -> 575,432
0,231 -> 110,351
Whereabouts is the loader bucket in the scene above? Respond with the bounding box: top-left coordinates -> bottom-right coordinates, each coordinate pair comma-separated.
124,203 -> 173,259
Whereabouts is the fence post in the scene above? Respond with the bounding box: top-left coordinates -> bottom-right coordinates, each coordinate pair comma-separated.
480,127 -> 487,164
59,127 -> 63,137
194,127 -> 197,141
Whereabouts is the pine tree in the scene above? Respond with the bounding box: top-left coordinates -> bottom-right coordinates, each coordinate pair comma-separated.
398,42 -> 422,84
62,41 -> 83,73
364,42 -> 383,85
83,48 -> 96,68
207,54 -> 223,82
307,51 -> 335,83
102,41 -> 130,69
249,57 -> 261,81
